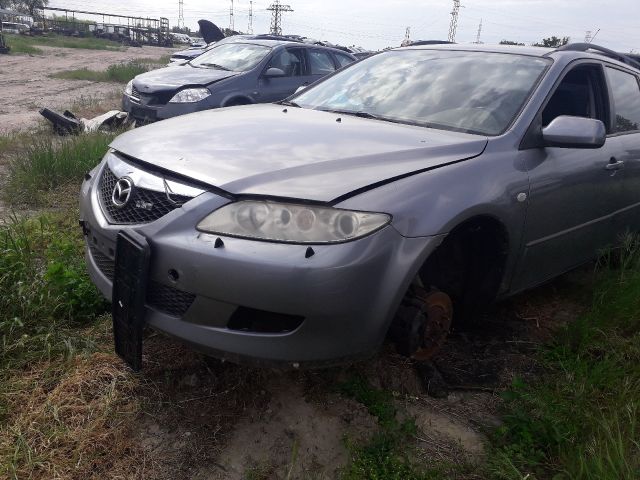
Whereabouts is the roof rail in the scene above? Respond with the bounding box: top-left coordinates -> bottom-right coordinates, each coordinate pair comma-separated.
554,43 -> 640,70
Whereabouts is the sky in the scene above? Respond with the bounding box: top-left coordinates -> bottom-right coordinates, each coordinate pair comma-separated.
47,0 -> 640,53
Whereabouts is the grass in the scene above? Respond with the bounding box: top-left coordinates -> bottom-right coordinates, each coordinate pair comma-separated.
339,376 -> 451,480
487,236 -> 640,479
3,131 -> 116,207
51,61 -> 152,83
4,33 -> 124,54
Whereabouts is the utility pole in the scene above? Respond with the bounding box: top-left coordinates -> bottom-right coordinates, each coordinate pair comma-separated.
448,0 -> 460,43
267,0 -> 293,36
229,0 -> 234,32
474,18 -> 483,44
248,1 -> 253,34
402,26 -> 411,46
584,30 -> 592,43
178,0 -> 184,29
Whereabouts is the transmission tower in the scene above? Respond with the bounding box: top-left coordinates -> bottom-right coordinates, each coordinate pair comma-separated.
178,0 -> 184,29
248,1 -> 253,34
584,30 -> 592,43
267,0 -> 293,35
402,26 -> 411,46
474,18 -> 483,44
229,0 -> 234,31
448,0 -> 461,43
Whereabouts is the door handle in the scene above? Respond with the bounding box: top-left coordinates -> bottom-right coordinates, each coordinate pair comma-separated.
605,158 -> 625,171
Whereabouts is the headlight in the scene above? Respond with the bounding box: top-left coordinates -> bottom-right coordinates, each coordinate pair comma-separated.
169,88 -> 211,103
197,201 -> 391,244
124,80 -> 133,96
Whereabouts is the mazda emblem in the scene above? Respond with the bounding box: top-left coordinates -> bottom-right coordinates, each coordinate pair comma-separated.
112,178 -> 133,208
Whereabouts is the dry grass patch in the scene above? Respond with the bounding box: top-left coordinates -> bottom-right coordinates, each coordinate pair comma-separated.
1,352 -> 141,480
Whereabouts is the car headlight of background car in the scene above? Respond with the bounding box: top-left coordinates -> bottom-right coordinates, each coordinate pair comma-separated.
197,201 -> 391,244
124,80 -> 133,96
169,88 -> 211,103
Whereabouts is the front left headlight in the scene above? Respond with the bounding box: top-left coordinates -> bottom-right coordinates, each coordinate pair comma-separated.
124,80 -> 133,96
197,201 -> 391,244
169,88 -> 211,103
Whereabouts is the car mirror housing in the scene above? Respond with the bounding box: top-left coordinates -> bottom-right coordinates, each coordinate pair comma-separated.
264,67 -> 286,78
542,116 -> 606,149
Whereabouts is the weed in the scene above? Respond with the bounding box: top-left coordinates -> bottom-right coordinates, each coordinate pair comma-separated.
0,212 -> 108,373
487,238 -> 640,480
4,131 -> 115,207
4,33 -> 123,54
339,376 -> 444,480
51,61 -> 150,83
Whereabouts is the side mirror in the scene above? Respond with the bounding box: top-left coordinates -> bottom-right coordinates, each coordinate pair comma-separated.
264,67 -> 286,78
542,116 -> 606,149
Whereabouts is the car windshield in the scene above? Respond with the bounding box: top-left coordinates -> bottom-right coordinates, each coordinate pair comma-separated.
191,43 -> 271,71
293,49 -> 551,135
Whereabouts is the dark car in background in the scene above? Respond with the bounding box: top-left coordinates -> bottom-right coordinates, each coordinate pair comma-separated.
124,39 -> 356,124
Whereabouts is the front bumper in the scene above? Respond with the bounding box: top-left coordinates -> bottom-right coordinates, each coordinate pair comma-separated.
81,158 -> 443,366
122,94 -> 208,123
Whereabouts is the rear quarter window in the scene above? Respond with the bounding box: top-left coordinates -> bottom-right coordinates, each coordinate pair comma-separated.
335,53 -> 355,68
606,67 -> 640,133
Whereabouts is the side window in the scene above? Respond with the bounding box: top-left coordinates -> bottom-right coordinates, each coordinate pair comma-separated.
309,49 -> 336,75
606,67 -> 640,133
542,66 -> 606,127
335,53 -> 355,68
266,48 -> 305,77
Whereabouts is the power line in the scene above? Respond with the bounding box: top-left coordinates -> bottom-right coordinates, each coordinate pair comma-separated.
267,0 -> 293,35
448,0 -> 461,42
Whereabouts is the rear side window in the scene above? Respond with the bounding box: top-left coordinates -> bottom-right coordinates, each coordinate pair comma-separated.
606,67 -> 640,133
309,50 -> 336,75
335,53 -> 355,68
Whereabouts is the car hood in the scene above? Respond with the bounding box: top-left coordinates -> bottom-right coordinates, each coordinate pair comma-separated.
110,105 -> 488,202
171,47 -> 205,59
132,65 -> 237,93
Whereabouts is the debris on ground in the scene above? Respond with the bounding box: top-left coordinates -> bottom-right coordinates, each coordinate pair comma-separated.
40,107 -> 131,135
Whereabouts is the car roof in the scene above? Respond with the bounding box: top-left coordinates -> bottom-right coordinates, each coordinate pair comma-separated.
212,38 -> 356,57
397,43 -> 640,72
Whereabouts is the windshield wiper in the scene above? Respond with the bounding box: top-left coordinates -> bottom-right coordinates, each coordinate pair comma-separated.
199,63 -> 231,71
318,108 -> 405,124
279,100 -> 301,107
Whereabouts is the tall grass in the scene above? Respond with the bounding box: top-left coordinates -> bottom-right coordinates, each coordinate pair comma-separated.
3,131 -> 115,206
488,235 -> 640,480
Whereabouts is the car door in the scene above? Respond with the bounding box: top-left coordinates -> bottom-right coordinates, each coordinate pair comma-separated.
258,47 -> 309,103
603,65 -> 640,234
307,48 -> 338,84
511,62 -> 627,291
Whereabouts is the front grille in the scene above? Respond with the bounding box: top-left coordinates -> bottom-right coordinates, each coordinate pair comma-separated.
147,281 -> 196,317
89,244 -> 114,281
130,85 -> 141,101
98,166 -> 192,225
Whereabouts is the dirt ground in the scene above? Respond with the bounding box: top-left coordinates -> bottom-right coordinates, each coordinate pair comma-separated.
0,44 -> 176,133
124,268 -> 588,480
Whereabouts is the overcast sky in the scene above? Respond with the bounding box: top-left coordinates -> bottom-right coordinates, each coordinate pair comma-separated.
48,0 -> 640,52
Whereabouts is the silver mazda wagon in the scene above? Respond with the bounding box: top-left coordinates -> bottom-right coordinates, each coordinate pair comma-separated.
80,43 -> 640,370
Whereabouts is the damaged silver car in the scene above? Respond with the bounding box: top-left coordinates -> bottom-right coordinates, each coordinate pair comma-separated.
80,43 -> 640,370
